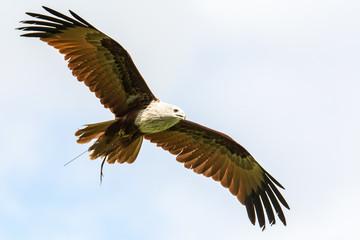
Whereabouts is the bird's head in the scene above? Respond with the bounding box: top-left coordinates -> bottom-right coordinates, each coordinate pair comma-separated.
171,105 -> 186,120
135,100 -> 186,133
159,102 -> 186,120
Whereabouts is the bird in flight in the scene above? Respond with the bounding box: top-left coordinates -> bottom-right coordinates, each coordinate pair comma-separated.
18,6 -> 289,229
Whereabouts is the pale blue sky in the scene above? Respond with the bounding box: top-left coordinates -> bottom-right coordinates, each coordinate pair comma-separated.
1,0 -> 360,239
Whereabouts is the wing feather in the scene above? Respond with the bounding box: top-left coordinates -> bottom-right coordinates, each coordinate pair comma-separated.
19,6 -> 156,117
253,194 -> 266,230
223,162 -> 235,189
145,119 -> 289,229
176,149 -> 198,163
211,156 -> 229,182
191,148 -> 214,170
266,186 -> 287,225
200,150 -> 220,176
229,166 -> 240,196
209,154 -> 225,177
260,191 -> 276,225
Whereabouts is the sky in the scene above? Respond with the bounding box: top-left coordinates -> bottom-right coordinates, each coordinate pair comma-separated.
1,0 -> 360,239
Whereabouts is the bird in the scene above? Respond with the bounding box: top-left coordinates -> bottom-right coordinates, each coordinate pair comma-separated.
18,6 -> 289,229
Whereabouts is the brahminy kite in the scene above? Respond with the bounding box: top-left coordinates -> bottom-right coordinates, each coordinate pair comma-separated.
18,6 -> 289,229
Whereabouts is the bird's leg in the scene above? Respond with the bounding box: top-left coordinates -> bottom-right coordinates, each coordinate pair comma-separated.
119,129 -> 130,138
100,156 -> 107,185
105,119 -> 132,138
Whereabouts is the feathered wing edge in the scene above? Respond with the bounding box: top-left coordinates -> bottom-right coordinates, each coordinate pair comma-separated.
18,6 -> 95,38
145,120 -> 290,229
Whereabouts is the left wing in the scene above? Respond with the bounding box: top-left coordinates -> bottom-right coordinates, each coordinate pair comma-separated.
18,6 -> 156,117
145,120 -> 289,229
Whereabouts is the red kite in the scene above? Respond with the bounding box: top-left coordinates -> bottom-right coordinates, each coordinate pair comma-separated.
19,6 -> 289,229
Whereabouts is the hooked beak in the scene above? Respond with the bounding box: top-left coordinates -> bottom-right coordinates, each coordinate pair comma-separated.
176,114 -> 186,120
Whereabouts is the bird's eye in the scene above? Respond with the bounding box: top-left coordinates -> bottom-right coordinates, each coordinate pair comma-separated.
173,109 -> 179,113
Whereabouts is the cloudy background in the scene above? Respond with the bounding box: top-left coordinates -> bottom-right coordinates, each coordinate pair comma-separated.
1,0 -> 359,239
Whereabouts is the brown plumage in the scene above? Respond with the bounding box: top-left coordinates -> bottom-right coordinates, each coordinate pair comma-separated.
18,6 -> 289,229
145,120 -> 289,228
19,6 -> 156,117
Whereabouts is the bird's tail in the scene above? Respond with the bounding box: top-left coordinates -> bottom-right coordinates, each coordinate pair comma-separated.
75,120 -> 143,164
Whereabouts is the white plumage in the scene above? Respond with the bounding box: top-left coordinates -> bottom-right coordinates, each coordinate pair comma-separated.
135,100 -> 186,133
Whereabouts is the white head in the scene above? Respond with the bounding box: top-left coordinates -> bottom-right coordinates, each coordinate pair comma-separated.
135,100 -> 186,133
154,101 -> 186,119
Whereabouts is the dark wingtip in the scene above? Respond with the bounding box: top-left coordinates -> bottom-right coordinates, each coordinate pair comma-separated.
260,191 -> 276,226
19,32 -> 49,38
265,170 -> 285,189
245,198 -> 256,226
245,173 -> 290,229
25,12 -> 33,17
19,6 -> 94,39
68,9 -> 95,28
42,6 -> 57,14
253,194 -> 266,230
268,180 -> 290,210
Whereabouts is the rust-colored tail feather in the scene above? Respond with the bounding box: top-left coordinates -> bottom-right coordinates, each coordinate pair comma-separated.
75,120 -> 116,144
75,120 -> 143,164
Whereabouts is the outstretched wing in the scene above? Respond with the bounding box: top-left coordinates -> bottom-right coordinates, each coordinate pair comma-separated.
145,120 -> 289,229
18,6 -> 156,117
